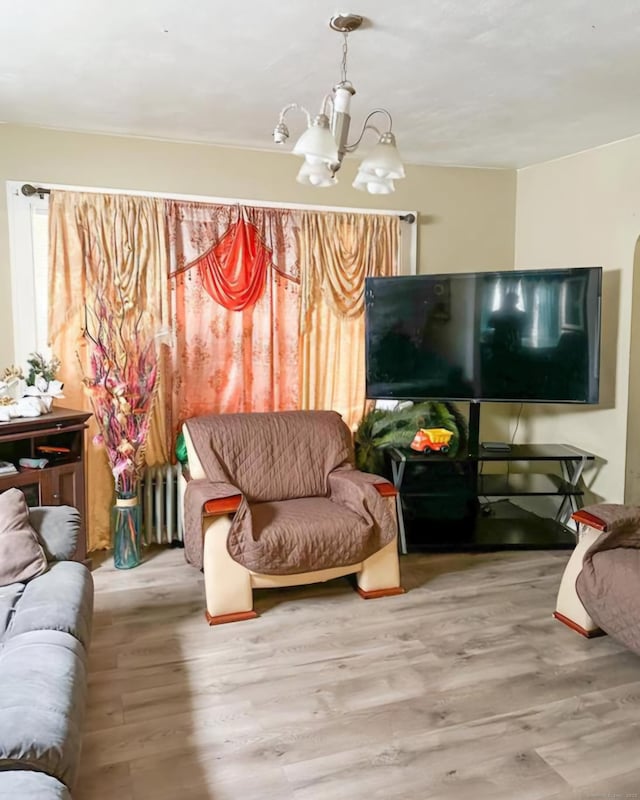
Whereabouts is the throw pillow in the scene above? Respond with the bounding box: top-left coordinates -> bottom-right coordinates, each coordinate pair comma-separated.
0,488 -> 48,586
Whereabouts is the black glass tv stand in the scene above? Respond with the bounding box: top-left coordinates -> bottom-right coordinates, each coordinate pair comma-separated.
388,404 -> 595,554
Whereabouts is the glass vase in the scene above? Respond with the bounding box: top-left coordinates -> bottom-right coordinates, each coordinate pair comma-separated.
112,493 -> 142,569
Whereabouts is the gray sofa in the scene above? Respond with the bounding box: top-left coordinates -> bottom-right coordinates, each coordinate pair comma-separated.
0,505 -> 93,799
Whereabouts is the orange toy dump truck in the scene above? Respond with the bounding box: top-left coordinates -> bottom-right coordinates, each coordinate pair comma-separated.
410,427 -> 454,454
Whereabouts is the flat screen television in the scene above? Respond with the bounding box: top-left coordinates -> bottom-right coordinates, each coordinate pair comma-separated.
365,266 -> 602,403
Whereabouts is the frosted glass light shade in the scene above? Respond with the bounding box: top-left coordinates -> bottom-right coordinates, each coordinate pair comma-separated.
359,135 -> 405,180
352,168 -> 395,194
297,160 -> 337,188
368,179 -> 395,194
292,115 -> 339,164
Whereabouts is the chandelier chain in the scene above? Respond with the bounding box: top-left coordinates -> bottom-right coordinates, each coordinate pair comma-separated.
340,33 -> 349,83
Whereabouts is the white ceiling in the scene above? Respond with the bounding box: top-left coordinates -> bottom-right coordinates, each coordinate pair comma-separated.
2,0 -> 640,169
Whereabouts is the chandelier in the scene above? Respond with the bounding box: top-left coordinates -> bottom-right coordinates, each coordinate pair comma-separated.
272,14 -> 405,194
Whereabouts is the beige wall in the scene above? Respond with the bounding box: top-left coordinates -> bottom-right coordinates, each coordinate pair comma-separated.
0,124 -> 516,369
4,122 -> 637,506
515,133 -> 640,504
625,239 -> 640,503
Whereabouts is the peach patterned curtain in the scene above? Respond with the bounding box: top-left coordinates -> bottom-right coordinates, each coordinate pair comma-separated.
166,201 -> 300,432
48,191 -> 170,550
47,193 -> 397,547
299,211 -> 400,429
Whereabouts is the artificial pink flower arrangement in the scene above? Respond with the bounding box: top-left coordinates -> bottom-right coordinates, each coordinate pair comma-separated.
81,291 -> 158,496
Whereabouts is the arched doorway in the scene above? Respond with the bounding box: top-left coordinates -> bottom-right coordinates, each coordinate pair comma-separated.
624,236 -> 640,502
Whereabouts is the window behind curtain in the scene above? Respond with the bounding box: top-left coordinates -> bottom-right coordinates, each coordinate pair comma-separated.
7,185 -> 50,365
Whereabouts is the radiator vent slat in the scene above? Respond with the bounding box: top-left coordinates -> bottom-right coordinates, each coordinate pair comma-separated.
141,464 -> 183,545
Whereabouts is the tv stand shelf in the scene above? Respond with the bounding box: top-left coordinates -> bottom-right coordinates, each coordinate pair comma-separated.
479,473 -> 583,496
389,442 -> 594,554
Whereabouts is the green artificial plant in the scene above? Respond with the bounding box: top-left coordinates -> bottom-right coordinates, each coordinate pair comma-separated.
354,401 -> 468,475
25,352 -> 61,386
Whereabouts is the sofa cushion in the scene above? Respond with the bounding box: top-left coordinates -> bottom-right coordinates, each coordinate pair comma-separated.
28,506 -> 81,562
0,583 -> 24,638
0,489 -> 47,586
0,769 -> 71,799
244,497 -> 372,574
0,628 -> 88,789
4,561 -> 93,649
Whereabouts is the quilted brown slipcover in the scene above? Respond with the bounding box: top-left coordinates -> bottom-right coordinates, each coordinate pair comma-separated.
183,410 -> 396,574
576,503 -> 640,654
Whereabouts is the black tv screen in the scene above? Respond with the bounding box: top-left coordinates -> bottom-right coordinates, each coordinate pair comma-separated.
365,266 -> 602,403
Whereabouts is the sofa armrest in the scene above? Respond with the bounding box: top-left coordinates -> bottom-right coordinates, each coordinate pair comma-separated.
374,482 -> 398,498
327,468 -> 398,540
28,505 -> 80,562
182,469 -> 241,516
329,469 -> 397,496
183,478 -> 243,570
571,509 -> 608,531
571,504 -> 640,536
204,495 -> 242,516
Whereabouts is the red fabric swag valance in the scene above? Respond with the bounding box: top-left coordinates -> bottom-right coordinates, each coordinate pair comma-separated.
196,217 -> 271,311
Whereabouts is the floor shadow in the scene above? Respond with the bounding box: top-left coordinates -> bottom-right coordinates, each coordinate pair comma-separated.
74,546 -> 211,800
398,550 -> 515,592
250,550 -> 513,612
252,577 -> 355,615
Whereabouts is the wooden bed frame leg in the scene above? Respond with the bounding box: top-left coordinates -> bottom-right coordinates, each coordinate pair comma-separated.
553,611 -> 605,638
205,610 -> 258,625
355,586 -> 405,600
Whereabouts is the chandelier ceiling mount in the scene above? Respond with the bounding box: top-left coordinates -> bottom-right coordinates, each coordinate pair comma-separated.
272,14 -> 405,194
328,13 -> 363,33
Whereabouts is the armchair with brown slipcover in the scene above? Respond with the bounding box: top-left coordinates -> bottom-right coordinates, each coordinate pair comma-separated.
555,504 -> 640,654
181,410 -> 403,624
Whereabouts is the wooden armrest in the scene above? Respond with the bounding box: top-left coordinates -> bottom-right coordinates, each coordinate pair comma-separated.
571,509 -> 608,532
203,495 -> 242,516
374,482 -> 398,498
203,486 -> 394,513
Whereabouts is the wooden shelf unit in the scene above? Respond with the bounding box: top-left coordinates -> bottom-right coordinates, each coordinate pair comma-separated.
0,407 -> 91,562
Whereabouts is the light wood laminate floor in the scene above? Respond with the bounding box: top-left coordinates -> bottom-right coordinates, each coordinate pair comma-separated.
76,546 -> 640,800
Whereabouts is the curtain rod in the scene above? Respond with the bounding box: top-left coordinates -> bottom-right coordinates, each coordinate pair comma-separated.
19,184 -> 416,223
21,184 -> 50,198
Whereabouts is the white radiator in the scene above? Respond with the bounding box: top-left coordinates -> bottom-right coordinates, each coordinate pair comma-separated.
141,464 -> 184,545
